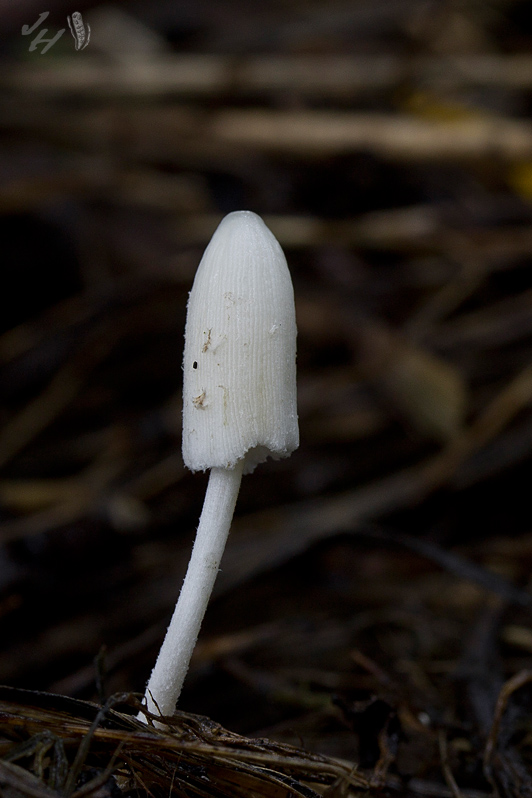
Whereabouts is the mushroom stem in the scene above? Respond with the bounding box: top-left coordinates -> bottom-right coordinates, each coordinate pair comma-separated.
142,459 -> 244,722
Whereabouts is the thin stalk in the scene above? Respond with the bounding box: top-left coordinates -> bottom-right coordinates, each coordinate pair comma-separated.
141,460 -> 244,723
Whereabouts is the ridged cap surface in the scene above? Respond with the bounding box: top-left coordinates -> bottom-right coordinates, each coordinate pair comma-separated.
182,211 -> 298,474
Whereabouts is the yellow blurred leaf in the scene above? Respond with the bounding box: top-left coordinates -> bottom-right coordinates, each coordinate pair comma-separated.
402,89 -> 483,122
507,160 -> 532,200
360,325 -> 467,442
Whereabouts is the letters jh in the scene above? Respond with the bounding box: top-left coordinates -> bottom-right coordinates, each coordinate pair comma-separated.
22,11 -> 90,54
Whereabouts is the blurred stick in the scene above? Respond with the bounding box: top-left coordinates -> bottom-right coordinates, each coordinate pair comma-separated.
4,55 -> 532,97
0,429 -> 129,543
0,292 -> 101,364
3,103 -> 532,162
430,288 -> 532,350
0,321 -> 115,470
210,109 -> 532,160
221,363 -> 532,593
175,213 -> 532,267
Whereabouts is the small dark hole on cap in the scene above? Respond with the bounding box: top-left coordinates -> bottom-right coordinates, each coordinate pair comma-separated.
193,361 -> 198,369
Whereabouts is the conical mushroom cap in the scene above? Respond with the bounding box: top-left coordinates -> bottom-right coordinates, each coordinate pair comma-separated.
182,211 -> 298,474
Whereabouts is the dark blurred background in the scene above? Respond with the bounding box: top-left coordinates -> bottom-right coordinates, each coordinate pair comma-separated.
2,0 -> 532,787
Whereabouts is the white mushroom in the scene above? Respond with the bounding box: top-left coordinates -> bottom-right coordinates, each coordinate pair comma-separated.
141,211 -> 298,723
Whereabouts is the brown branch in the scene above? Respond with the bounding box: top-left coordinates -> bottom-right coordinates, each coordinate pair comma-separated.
4,55 -> 532,98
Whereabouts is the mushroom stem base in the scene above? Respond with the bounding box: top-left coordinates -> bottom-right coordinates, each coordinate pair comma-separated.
140,460 -> 244,724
